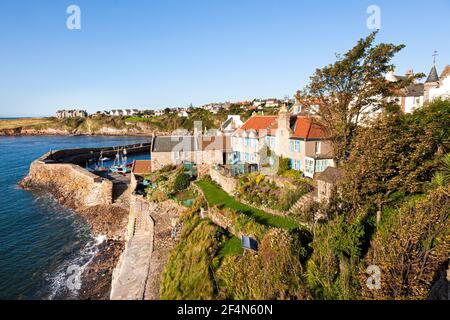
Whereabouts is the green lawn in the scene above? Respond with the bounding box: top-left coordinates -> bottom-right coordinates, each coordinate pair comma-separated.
218,235 -> 243,258
196,180 -> 298,229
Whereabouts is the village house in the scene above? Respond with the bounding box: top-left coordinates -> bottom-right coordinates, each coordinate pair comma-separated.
150,134 -> 232,172
264,98 -> 281,108
231,104 -> 335,178
55,109 -> 88,119
386,63 -> 450,113
109,109 -> 139,116
178,110 -> 191,118
201,103 -> 225,114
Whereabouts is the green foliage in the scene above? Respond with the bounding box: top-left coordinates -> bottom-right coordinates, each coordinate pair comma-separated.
281,169 -> 303,181
237,173 -> 310,212
361,187 -> 449,300
160,217 -> 223,300
216,228 -> 310,300
196,180 -> 298,229
277,157 -> 291,175
299,31 -> 423,163
330,217 -> 365,258
439,153 -> 450,185
217,235 -> 243,259
341,99 -> 450,219
174,173 -> 191,193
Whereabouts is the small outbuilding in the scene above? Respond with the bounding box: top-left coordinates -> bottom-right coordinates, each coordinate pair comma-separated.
132,160 -> 152,175
316,167 -> 343,203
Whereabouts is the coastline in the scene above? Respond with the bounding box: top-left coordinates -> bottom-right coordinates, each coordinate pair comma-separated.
0,126 -> 172,137
17,145 -> 140,300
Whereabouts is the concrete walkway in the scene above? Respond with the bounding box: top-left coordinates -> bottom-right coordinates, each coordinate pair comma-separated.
110,198 -> 155,300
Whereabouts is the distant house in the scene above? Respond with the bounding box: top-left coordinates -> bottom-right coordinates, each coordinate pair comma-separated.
201,103 -> 225,114
154,109 -> 165,116
55,109 -> 88,119
428,64 -> 450,101
264,99 -> 281,108
385,63 -> 450,113
178,110 -> 191,118
316,167 -> 343,203
110,110 -> 124,116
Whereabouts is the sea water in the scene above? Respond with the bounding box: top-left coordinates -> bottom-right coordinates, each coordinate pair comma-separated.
0,136 -> 151,299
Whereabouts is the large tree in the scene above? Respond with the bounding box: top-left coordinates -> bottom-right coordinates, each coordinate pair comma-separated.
296,31 -> 423,164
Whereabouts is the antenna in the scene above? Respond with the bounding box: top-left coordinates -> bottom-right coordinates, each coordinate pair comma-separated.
432,50 -> 438,65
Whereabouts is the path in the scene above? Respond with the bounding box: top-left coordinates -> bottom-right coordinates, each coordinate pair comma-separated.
110,198 -> 184,300
110,197 -> 155,300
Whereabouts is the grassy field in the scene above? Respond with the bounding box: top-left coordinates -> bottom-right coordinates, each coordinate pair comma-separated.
196,180 -> 298,229
0,118 -> 54,129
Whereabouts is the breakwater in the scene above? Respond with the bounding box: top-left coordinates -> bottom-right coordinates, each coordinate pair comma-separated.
17,141 -> 152,299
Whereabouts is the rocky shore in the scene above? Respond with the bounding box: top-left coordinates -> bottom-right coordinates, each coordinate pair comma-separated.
20,160 -> 131,300
78,240 -> 125,300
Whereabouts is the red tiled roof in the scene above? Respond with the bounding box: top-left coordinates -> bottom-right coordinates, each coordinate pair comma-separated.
292,117 -> 326,139
235,115 -> 326,139
441,65 -> 450,79
238,116 -> 277,133
132,160 -> 151,175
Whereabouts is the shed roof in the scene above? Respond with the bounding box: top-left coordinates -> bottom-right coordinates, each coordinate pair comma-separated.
316,167 -> 343,184
132,160 -> 151,175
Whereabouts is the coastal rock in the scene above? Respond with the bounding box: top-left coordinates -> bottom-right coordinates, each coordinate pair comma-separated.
78,240 -> 125,300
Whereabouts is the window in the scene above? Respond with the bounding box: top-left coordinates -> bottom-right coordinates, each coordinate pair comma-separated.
295,140 -> 301,152
315,159 -> 330,173
305,159 -> 314,175
315,141 -> 321,154
292,159 -> 301,171
289,140 -> 294,152
271,137 -> 276,148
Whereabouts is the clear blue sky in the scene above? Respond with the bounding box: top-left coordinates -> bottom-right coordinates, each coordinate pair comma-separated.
0,0 -> 449,117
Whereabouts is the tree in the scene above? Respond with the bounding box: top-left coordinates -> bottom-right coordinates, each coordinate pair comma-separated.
360,187 -> 449,300
296,31 -> 423,164
173,173 -> 191,193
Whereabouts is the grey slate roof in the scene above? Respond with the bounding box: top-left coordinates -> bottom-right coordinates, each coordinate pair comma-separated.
404,83 -> 424,97
152,136 -> 197,152
426,65 -> 440,83
221,117 -> 233,130
316,167 -> 343,184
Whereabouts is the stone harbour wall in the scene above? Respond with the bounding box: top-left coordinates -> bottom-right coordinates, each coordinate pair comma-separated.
21,160 -> 113,209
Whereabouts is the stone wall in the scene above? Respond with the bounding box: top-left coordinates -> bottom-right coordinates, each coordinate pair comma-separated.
206,207 -> 238,237
21,160 -> 113,209
43,143 -> 151,165
209,167 -> 238,194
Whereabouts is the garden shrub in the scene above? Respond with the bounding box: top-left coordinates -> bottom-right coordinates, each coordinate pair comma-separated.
174,172 -> 191,193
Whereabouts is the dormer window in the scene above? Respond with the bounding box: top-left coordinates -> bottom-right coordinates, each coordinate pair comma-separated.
315,141 -> 321,154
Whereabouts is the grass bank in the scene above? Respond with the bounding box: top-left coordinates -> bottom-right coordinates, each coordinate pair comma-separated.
196,180 -> 298,229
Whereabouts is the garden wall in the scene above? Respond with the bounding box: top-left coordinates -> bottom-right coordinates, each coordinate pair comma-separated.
209,167 -> 238,194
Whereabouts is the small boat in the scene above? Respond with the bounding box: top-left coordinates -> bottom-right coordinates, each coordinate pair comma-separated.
109,148 -> 130,175
95,151 -> 109,172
